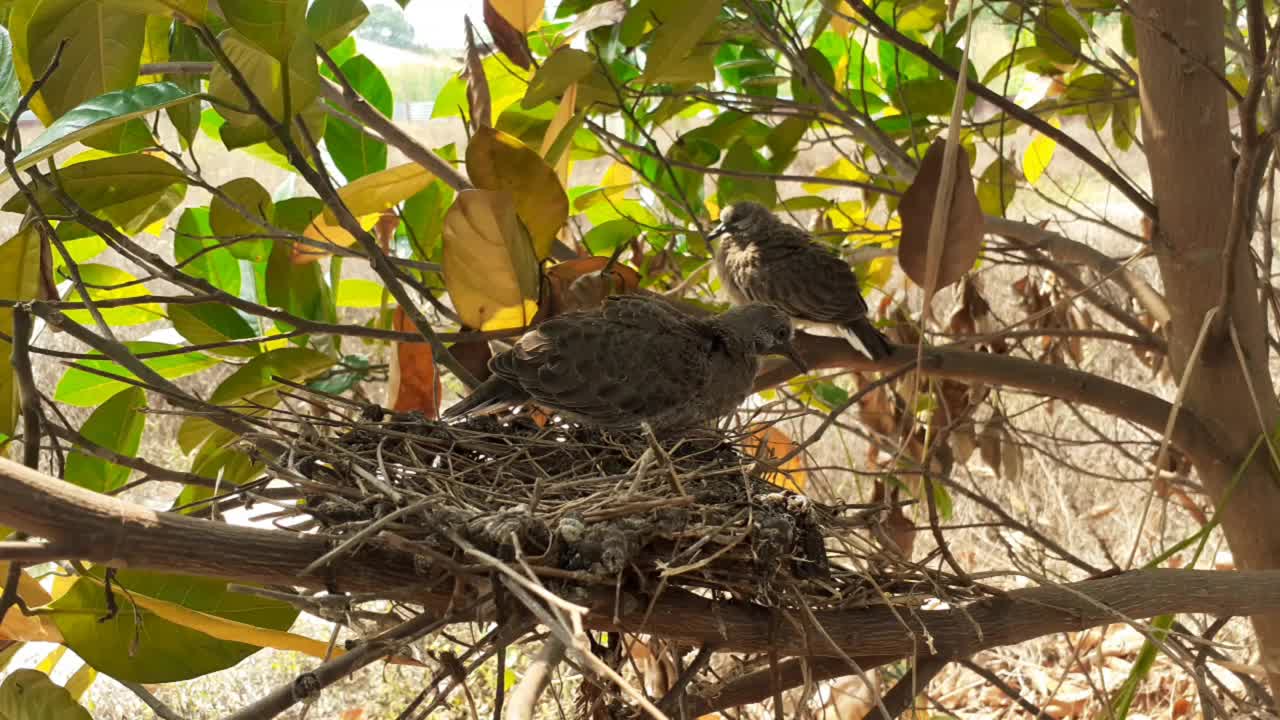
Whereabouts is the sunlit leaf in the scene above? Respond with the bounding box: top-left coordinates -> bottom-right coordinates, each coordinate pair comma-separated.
523,47 -> 594,108
0,670 -> 91,720
54,342 -> 219,407
3,154 -> 187,235
61,264 -> 165,327
977,156 -> 1017,217
210,177 -> 274,262
1022,117 -> 1060,186
489,0 -> 544,31
336,278 -> 390,308
0,563 -> 58,644
51,567 -> 298,683
442,189 -> 540,331
169,303 -> 261,358
466,126 -> 568,259
324,55 -> 391,181
174,207 -> 241,296
220,0 -> 308,60
307,0 -> 369,50
301,163 -> 435,260
0,28 -> 23,129
207,29 -> 321,143
64,387 -> 146,494
642,0 -> 724,83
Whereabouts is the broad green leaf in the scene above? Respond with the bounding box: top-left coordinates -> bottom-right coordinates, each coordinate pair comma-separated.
324,55 -> 392,181
50,236 -> 107,274
1112,98 -> 1138,151
0,670 -> 91,720
265,239 -> 334,330
466,126 -> 568,259
64,387 -> 146,494
169,303 -> 261,358
977,156 -> 1017,217
336,278 -> 389,308
718,140 -> 776,208
103,0 -> 206,20
307,0 -> 369,49
522,47 -> 594,108
165,23 -> 206,149
61,264 -> 164,327
302,163 -> 434,259
1022,117 -> 1060,186
54,342 -> 219,407
1035,8 -> 1084,65
10,0 -> 147,151
220,0 -> 308,60
442,189 -> 540,331
433,54 -> 531,123
0,227 -> 43,438
308,354 -> 370,395
642,0 -> 723,83
895,77 -> 966,116
176,347 -> 334,452
3,154 -> 187,234
207,29 -> 320,140
50,567 -> 298,683
791,46 -> 835,106
0,27 -> 20,128
210,177 -> 274,262
489,0 -> 544,31
174,207 -> 241,295
401,179 -> 454,261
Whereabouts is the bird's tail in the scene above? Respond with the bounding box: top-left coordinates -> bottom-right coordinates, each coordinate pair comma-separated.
442,377 -> 526,419
839,317 -> 894,361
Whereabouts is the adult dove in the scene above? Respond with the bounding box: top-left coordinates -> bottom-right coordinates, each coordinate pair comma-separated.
710,201 -> 893,361
443,295 -> 805,431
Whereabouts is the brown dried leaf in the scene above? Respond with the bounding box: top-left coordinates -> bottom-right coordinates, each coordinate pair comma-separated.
897,137 -> 985,293
545,256 -> 642,315
387,308 -> 442,417
483,0 -> 532,69
463,18 -> 491,131
977,412 -> 1004,476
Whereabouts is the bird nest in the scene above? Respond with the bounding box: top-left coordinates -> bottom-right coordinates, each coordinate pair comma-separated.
256,404 -> 984,612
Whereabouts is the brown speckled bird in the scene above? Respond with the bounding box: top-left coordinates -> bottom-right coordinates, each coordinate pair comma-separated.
710,202 -> 893,361
443,295 -> 805,431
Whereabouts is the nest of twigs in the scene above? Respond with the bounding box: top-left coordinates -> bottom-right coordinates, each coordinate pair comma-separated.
251,399 -> 984,612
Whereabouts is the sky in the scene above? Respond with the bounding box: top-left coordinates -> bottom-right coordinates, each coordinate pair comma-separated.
375,0 -> 485,50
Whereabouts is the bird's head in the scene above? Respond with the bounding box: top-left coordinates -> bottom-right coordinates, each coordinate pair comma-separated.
721,303 -> 807,372
708,201 -> 773,242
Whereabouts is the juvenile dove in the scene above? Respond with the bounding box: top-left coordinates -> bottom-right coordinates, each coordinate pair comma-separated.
710,201 -> 894,361
443,295 -> 805,431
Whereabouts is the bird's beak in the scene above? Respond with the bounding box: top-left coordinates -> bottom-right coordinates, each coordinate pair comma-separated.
781,343 -> 808,373
707,222 -> 727,241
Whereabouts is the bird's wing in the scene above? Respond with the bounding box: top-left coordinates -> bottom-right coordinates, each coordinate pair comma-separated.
600,293 -> 691,331
501,312 -> 709,424
749,244 -> 871,324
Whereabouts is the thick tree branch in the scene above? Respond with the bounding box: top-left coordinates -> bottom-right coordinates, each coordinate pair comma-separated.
754,335 -> 1226,473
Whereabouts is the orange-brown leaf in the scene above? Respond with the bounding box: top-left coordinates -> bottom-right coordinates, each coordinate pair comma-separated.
388,308 -> 442,417
897,137 -> 985,293
544,256 -> 641,316
744,424 -> 807,492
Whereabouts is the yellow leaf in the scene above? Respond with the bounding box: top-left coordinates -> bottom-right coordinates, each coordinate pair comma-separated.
64,663 -> 97,701
830,1 -> 854,34
1022,117 -> 1061,186
443,190 -> 541,331
0,563 -> 61,644
466,126 -> 569,260
540,82 -> 579,186
0,228 -> 45,439
36,645 -> 66,674
302,164 -> 435,260
490,0 -> 545,31
744,425 -> 807,492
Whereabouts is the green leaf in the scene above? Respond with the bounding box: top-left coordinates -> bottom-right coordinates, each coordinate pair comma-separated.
336,278 -> 389,308
718,140 -> 776,208
894,77 -> 966,116
50,567 -> 298,684
522,47 -> 595,108
10,0 -> 148,151
641,0 -> 723,83
308,0 -> 369,49
220,0 -> 308,60
64,387 -> 146,494
0,227 -> 44,437
0,27 -> 21,129
977,156 -> 1017,217
8,81 -> 194,171
61,264 -> 165,327
176,347 -> 334,452
791,46 -> 835,105
265,239 -> 334,330
175,207 -> 241,295
0,670 -> 92,720
207,29 -> 321,142
210,177 -> 274,262
102,0 -> 206,20
4,154 -> 187,234
433,54 -> 531,123
1022,118 -> 1060,186
308,354 -> 370,394
169,303 -> 261,358
324,55 -> 392,181
401,180 -> 454,261
1035,8 -> 1084,65
165,24 -> 206,149
1112,98 -> 1137,151
55,341 -> 219,407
